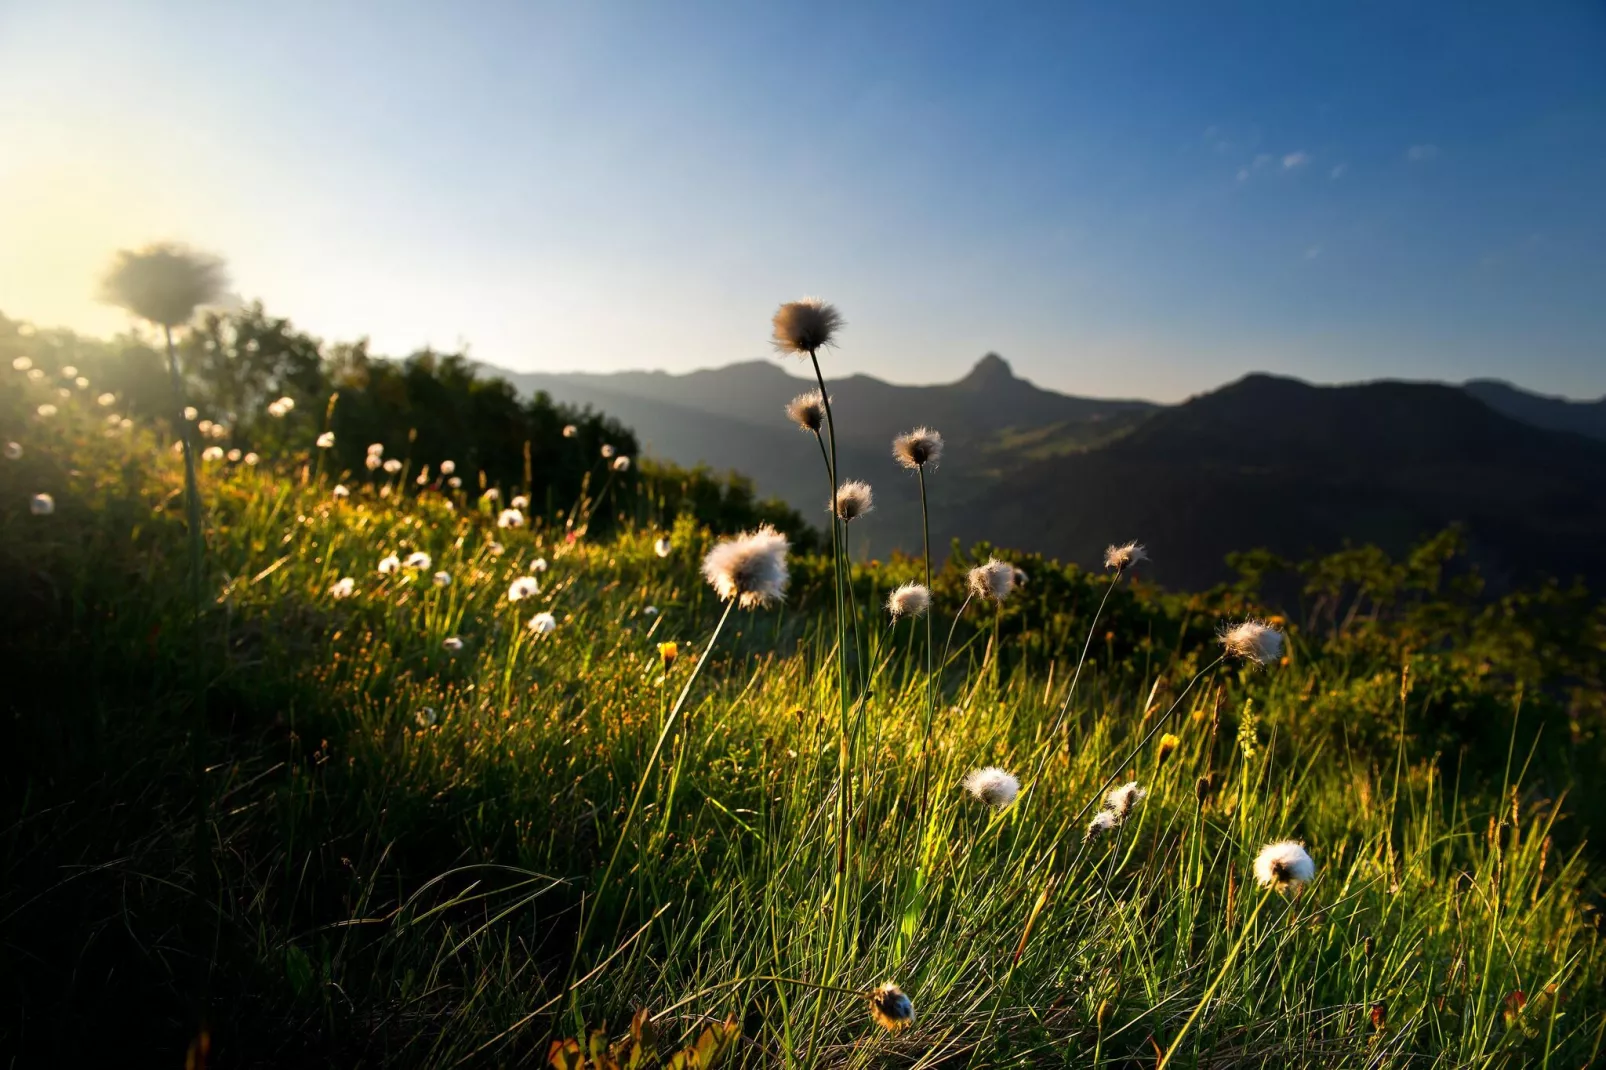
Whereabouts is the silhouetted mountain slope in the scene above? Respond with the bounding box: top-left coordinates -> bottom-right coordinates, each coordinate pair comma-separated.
962,374 -> 1606,590
500,355 -> 1155,557
1463,379 -> 1606,441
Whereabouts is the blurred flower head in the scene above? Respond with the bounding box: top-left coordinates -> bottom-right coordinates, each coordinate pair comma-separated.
100,243 -> 227,327
498,508 -> 526,529
869,983 -> 914,1033
317,431 -> 335,449
443,636 -> 464,652
508,576 -> 540,601
378,554 -> 401,575
328,577 -> 355,599
30,492 -> 55,516
654,536 -> 673,558
432,571 -> 452,587
612,455 -> 631,472
528,611 -> 558,635
404,551 -> 432,570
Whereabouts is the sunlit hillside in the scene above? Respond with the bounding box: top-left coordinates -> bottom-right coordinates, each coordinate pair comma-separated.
3,301 -> 1604,1067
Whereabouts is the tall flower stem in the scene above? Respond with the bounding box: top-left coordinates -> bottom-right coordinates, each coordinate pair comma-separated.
807,352 -> 853,882
1020,568 -> 1126,804
564,600 -> 736,1015
165,325 -> 213,1002
1156,890 -> 1276,1069
915,466 -> 936,826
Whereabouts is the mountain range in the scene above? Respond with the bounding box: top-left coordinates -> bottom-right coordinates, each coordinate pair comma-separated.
500,356 -> 1606,590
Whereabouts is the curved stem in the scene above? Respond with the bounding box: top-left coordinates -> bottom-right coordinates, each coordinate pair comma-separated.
1021,569 -> 1125,801
916,466 -> 935,825
565,600 -> 737,999
1157,890 -> 1276,1069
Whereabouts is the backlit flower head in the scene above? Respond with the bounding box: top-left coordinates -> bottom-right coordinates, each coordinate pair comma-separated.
1104,541 -> 1148,571
226,449 -> 242,463
528,611 -> 558,635
612,455 -> 631,472
785,390 -> 827,433
1084,809 -> 1119,840
201,446 -> 224,462
12,356 -> 31,371
531,557 -> 549,572
1157,732 -> 1181,764
329,577 -> 355,599
100,242 -> 227,327
962,766 -> 1020,809
182,406 -> 198,421
508,576 -> 540,601
30,492 -> 55,516
562,424 -> 578,438
365,454 -> 382,471
382,458 -> 402,474
332,483 -> 350,499
869,983 -> 914,1033
439,459 -> 456,475
432,571 -> 451,587
443,636 -> 464,652
701,524 -> 790,609
317,431 -> 335,448
4,442 -> 21,460
243,452 -> 259,466
967,558 -> 1015,601
654,536 -> 673,558
1104,781 -> 1147,821
37,404 -> 57,418
600,444 -> 616,459
1253,840 -> 1316,892
498,508 -> 526,529
892,427 -> 944,470
367,442 -> 384,456
511,494 -> 529,510
1221,620 -> 1285,665
771,297 -> 842,355
404,551 -> 432,570
378,554 -> 401,575
887,582 -> 930,619
832,480 -> 873,522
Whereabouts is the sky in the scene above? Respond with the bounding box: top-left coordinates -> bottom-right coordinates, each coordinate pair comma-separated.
1,1 -> 1603,402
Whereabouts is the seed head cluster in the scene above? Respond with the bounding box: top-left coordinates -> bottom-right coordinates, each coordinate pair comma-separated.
701,525 -> 790,609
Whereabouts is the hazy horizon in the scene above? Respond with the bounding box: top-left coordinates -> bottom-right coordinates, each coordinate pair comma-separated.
3,1 -> 1602,403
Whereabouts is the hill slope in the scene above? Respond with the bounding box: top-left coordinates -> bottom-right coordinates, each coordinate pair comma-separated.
961,374 -> 1606,589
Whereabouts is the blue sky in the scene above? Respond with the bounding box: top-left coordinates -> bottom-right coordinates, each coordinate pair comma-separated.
1,0 -> 1602,401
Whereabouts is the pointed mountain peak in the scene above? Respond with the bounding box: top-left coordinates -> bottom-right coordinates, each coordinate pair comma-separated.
957,352 -> 1016,390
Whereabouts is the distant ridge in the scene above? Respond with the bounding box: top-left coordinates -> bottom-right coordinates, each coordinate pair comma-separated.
493,358 -> 1606,589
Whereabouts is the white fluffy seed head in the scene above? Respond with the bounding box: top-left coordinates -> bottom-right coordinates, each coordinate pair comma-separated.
887,582 -> 931,619
612,455 -> 631,472
507,576 -> 540,601
1104,541 -> 1149,571
404,551 -> 432,570
100,242 -> 227,327
1104,781 -> 1148,821
1085,809 -> 1119,840
377,554 -> 400,575
701,524 -> 790,609
432,571 -> 451,587
892,427 -> 944,470
771,297 -> 843,355
967,558 -> 1016,601
443,636 -> 464,652
562,424 -> 578,438
528,611 -> 557,635
316,431 -> 335,448
962,767 -> 1020,809
785,390 -> 827,432
654,536 -> 673,558
832,480 -> 874,522
1253,840 -> 1316,891
30,492 -> 55,516
1221,620 -> 1285,665
498,508 -> 525,529
439,460 -> 456,475
328,577 -> 354,599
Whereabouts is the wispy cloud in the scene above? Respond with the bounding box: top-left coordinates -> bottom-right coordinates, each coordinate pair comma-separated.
1236,167 -> 1250,182
1282,151 -> 1311,169
1329,163 -> 1348,179
1406,144 -> 1440,162
1304,245 -> 1322,260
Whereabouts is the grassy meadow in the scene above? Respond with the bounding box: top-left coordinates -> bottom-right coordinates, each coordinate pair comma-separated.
3,346 -> 1605,1069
